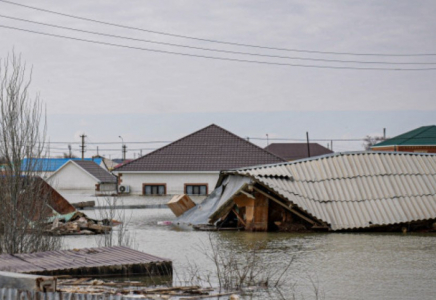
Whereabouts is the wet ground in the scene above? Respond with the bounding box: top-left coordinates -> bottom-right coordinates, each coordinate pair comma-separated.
61,192 -> 436,300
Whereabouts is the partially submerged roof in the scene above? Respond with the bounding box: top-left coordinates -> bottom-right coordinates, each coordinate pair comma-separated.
0,246 -> 170,275
21,158 -> 103,172
221,151 -> 436,231
114,124 -> 285,172
265,143 -> 333,161
72,160 -> 117,183
372,125 -> 436,148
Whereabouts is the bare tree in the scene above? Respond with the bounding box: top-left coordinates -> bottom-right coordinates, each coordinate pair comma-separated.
362,135 -> 387,150
0,51 -> 62,254
95,196 -> 135,248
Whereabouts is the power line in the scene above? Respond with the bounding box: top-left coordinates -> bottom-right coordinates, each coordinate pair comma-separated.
2,25 -> 436,71
248,137 -> 365,142
1,0 -> 435,57
46,136 -> 434,146
46,141 -> 172,144
1,15 -> 435,66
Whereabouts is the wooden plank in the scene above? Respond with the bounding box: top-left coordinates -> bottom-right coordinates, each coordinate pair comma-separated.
232,209 -> 246,227
253,187 -> 318,226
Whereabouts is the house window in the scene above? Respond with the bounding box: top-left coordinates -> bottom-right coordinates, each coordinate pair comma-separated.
185,184 -> 208,195
143,183 -> 166,195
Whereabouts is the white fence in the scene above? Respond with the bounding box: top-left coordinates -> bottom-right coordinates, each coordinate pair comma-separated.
0,288 -> 139,300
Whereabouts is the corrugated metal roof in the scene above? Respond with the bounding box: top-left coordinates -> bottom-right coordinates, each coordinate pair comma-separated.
224,151 -> 436,230
0,246 -> 170,274
21,158 -> 103,172
0,254 -> 45,273
372,125 -> 436,147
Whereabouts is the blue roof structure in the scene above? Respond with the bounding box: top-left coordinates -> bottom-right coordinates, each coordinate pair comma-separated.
21,158 -> 103,172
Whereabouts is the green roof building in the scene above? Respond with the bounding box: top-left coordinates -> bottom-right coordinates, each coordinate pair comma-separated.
371,125 -> 436,153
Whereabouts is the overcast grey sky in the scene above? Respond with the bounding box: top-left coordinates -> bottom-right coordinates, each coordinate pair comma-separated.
1,1 -> 435,158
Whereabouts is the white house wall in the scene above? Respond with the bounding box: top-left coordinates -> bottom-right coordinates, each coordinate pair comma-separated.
48,163 -> 98,190
119,172 -> 220,195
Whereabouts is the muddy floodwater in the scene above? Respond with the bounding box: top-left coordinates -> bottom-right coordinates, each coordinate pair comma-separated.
62,192 -> 436,300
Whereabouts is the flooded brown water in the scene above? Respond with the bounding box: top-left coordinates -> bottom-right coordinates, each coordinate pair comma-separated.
62,193 -> 436,300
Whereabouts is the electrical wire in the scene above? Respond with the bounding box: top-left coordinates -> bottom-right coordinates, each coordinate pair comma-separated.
1,25 -> 436,71
1,15 -> 435,65
45,141 -> 172,144
46,136 -> 434,146
1,0 -> 435,57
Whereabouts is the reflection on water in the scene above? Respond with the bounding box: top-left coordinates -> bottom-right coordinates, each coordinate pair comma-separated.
64,206 -> 436,300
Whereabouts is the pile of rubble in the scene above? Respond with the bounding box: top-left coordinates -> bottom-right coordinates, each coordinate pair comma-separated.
47,212 -> 112,235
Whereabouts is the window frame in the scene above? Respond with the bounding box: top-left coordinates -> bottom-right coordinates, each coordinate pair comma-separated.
142,183 -> 167,196
184,183 -> 208,195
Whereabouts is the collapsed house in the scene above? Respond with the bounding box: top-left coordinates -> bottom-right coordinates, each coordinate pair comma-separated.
1,177 -> 112,235
38,178 -> 115,235
175,151 -> 436,232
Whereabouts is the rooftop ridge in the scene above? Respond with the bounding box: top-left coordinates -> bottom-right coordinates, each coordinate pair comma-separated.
114,124 -> 286,172
224,150 -> 436,172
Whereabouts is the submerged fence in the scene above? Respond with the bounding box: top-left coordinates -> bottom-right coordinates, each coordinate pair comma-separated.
0,288 -> 139,300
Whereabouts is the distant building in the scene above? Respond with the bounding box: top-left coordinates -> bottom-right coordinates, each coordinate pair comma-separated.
371,125 -> 436,153
265,143 -> 333,161
113,124 -> 285,195
47,160 -> 117,194
21,157 -> 106,179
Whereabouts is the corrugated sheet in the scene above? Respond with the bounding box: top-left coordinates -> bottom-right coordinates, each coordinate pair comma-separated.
0,246 -> 170,274
1,288 -> 139,300
225,151 -> 436,230
0,255 -> 45,273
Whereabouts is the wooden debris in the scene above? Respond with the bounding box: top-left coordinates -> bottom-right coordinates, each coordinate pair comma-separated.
57,279 -> 225,298
179,292 -> 238,299
45,213 -> 113,236
73,200 -> 96,209
168,194 -> 196,217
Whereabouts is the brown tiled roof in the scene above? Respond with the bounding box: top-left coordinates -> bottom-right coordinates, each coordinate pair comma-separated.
74,160 -> 117,183
265,143 -> 333,161
114,124 -> 286,172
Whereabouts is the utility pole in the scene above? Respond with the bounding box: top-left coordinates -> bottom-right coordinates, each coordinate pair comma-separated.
266,134 -> 269,146
119,136 -> 124,161
97,146 -> 99,156
122,144 -> 127,161
383,128 -> 386,140
68,144 -> 72,158
80,134 -> 86,160
331,140 -> 333,151
306,132 -> 311,158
